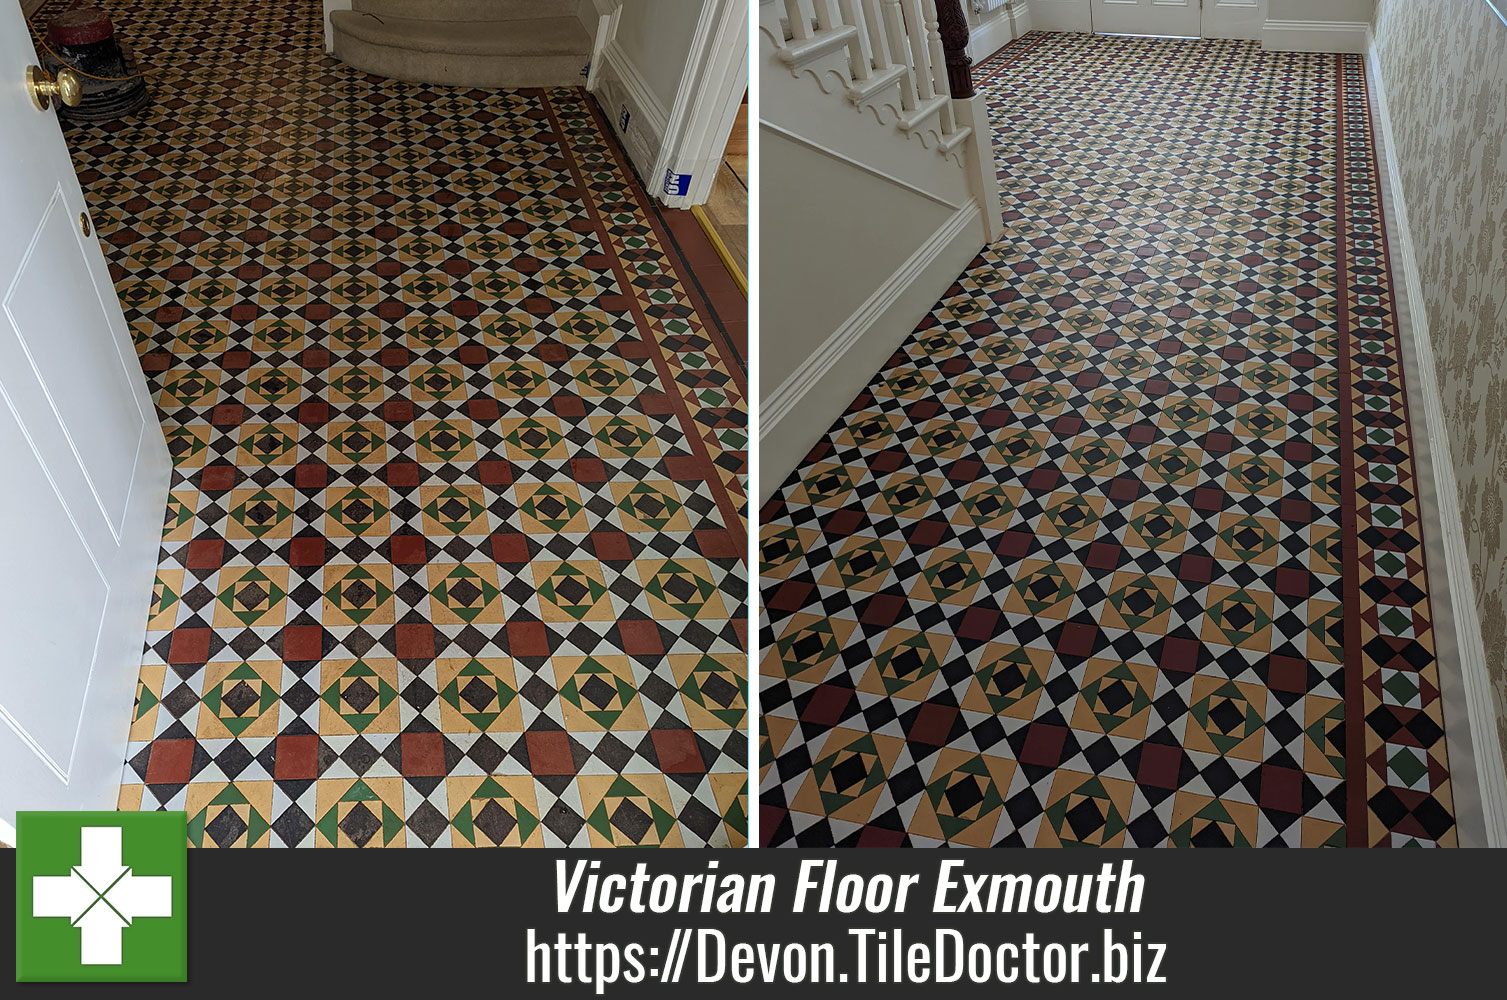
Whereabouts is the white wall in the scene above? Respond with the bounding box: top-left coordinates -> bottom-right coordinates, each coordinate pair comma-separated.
615,0 -> 704,112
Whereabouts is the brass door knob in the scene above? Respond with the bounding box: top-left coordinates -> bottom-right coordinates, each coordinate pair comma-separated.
26,65 -> 82,111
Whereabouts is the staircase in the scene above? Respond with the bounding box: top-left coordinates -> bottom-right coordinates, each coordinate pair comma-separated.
769,0 -> 973,159
331,0 -> 592,88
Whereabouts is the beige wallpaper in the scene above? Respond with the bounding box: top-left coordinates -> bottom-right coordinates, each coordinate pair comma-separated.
1372,0 -> 1507,775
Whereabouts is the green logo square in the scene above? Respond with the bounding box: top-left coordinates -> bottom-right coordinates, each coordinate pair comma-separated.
15,811 -> 187,983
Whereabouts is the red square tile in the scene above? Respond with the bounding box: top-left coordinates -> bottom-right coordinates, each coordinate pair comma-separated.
490,532 -> 529,564
1266,655 -> 1309,694
166,626 -> 212,664
589,530 -> 633,561
280,625 -> 325,661
144,739 -> 195,784
293,461 -> 328,490
507,621 -> 552,657
297,401 -> 329,426
552,393 -> 586,418
1084,540 -> 1125,571
1258,765 -> 1303,813
954,606 -> 1001,642
384,461 -> 420,488
616,620 -> 663,655
640,392 -> 676,415
905,519 -> 947,548
525,731 -> 576,775
820,508 -> 864,538
1054,622 -> 1100,659
694,529 -> 739,558
383,400 -> 413,425
475,460 -> 514,486
210,403 -> 245,427
569,456 -> 607,483
1135,743 -> 1183,789
1157,636 -> 1203,673
799,685 -> 854,727
906,703 -> 959,747
400,732 -> 446,776
198,465 -> 236,492
766,580 -> 814,614
651,729 -> 705,773
289,535 -> 328,567
273,734 -> 320,780
664,455 -> 706,481
389,534 -> 428,565
184,539 -> 224,570
1018,723 -> 1068,768
395,623 -> 434,659
859,593 -> 906,627
467,397 -> 500,422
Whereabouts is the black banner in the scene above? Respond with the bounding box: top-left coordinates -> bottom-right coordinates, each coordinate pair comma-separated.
4,850 -> 1498,994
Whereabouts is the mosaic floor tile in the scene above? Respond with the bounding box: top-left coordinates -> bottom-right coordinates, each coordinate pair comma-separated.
66,0 -> 748,847
759,33 -> 1455,847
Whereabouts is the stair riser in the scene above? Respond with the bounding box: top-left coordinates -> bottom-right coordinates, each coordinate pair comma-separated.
334,29 -> 588,88
353,0 -> 579,23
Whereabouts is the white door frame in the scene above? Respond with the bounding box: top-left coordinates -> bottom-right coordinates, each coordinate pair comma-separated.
589,0 -> 748,208
655,0 -> 748,208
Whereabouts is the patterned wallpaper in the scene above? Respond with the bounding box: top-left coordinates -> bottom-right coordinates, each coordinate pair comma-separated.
1372,0 -> 1507,776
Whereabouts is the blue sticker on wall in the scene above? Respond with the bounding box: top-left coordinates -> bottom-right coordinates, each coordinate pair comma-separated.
663,170 -> 691,197
618,107 -> 630,130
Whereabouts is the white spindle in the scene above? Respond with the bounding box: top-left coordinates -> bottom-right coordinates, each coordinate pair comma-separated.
921,0 -> 956,133
861,0 -> 893,71
881,0 -> 918,110
784,0 -> 810,40
812,0 -> 839,31
900,0 -> 935,103
837,0 -> 874,81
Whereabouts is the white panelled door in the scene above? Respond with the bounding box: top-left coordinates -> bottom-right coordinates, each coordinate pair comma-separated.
1090,0 -> 1201,37
0,2 -> 169,833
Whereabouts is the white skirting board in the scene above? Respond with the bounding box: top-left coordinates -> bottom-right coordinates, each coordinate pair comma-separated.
594,40 -> 671,191
1263,19 -> 1369,53
967,3 -> 1032,63
1027,0 -> 1090,34
759,200 -> 986,503
1364,40 -> 1507,847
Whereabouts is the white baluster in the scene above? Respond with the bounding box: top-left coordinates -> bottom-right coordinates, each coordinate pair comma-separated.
881,0 -> 918,110
784,0 -> 810,40
901,0 -> 935,103
837,0 -> 874,81
922,0 -> 956,133
862,0 -> 893,71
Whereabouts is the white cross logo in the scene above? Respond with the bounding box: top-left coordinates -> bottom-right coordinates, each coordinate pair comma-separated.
31,826 -> 173,965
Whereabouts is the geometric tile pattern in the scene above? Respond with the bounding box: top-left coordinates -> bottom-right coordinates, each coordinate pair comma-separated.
68,0 -> 746,846
759,33 -> 1454,847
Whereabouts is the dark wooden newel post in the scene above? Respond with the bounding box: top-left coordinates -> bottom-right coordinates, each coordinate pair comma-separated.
935,0 -> 975,99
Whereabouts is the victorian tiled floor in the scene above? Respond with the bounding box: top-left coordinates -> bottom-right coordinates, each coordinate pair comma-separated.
57,0 -> 748,847
759,33 -> 1456,847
